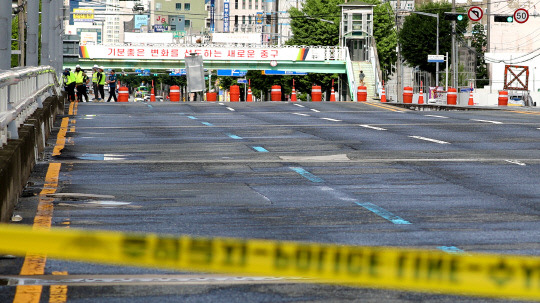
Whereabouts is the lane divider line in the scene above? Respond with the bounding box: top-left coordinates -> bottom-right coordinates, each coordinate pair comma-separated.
359,124 -> 387,131
310,109 -> 320,113
293,113 -> 310,117
471,119 -> 503,124
409,136 -> 450,145
437,246 -> 465,254
364,102 -> 404,112
201,122 -> 214,126
252,146 -> 269,152
52,118 -> 69,156
294,104 -> 305,108
354,202 -> 412,225
424,115 -> 449,119
320,118 -> 342,122
227,107 -> 235,112
1,224 -> 540,300
226,133 -> 243,139
505,160 -> 526,166
289,167 -> 324,183
187,116 -> 198,120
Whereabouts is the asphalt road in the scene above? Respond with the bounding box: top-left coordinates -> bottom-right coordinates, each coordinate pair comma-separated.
1,101 -> 539,302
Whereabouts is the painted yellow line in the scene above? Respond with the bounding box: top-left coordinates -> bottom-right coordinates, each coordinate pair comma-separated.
508,110 -> 540,116
1,224 -> 539,301
13,163 -> 61,303
49,272 -> 68,303
68,102 -> 74,116
52,118 -> 69,156
364,102 -> 403,112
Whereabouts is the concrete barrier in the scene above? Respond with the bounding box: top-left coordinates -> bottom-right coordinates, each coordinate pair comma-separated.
0,94 -> 65,222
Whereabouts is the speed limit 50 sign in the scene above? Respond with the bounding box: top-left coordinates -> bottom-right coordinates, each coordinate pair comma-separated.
514,8 -> 529,23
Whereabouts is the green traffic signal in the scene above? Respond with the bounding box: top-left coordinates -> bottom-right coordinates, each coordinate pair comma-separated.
494,15 -> 513,22
444,12 -> 465,21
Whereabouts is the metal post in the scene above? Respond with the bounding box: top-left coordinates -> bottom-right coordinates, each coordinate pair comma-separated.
18,0 -> 26,66
396,0 -> 402,102
445,52 -> 449,91
49,0 -> 56,70
27,0 -> 39,66
451,0 -> 457,89
436,15 -> 439,87
41,0 -> 50,66
0,0 -> 12,70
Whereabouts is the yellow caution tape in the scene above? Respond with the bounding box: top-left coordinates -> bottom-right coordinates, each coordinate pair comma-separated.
1,224 -> 539,301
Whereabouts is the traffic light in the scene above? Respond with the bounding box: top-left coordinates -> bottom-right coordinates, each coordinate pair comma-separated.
444,12 -> 465,21
494,15 -> 513,22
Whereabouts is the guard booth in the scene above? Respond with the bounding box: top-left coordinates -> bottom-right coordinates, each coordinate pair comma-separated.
339,2 -> 374,61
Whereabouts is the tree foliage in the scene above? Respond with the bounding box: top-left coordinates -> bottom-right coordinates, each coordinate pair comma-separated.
398,2 -> 468,75
370,1 -> 397,81
471,23 -> 488,88
286,0 -> 342,46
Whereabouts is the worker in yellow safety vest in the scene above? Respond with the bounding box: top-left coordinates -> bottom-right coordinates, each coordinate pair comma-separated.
97,66 -> 106,100
62,68 -> 76,102
74,64 -> 89,102
92,64 -> 99,100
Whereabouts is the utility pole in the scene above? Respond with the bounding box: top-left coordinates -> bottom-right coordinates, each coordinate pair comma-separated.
0,0 -> 11,70
18,0 -> 26,66
451,0 -> 457,89
27,0 -> 39,66
274,0 -> 279,45
396,0 -> 402,102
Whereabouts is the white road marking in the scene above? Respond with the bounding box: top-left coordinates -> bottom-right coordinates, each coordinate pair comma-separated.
320,118 -> 342,122
424,115 -> 449,119
218,103 -> 225,105
292,113 -> 310,117
310,109 -> 320,113
226,107 -> 235,111
294,104 -> 305,107
471,119 -> 503,124
505,160 -> 526,166
409,136 -> 450,144
359,124 -> 387,131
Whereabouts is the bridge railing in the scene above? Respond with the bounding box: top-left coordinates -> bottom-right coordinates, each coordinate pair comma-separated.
0,66 -> 60,147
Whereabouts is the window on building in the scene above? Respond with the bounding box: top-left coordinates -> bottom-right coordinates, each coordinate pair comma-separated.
255,0 -> 258,9
185,20 -> 191,28
185,3 -> 190,11
235,0 -> 238,9
171,25 -> 177,31
242,15 -> 246,24
352,14 -> 362,31
156,3 -> 161,11
249,0 -> 252,9
176,3 -> 182,10
242,0 -> 246,9
248,15 -> 252,24
234,15 -> 239,26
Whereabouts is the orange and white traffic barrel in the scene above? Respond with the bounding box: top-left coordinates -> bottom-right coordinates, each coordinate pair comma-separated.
498,90 -> 508,106
357,86 -> 367,102
403,86 -> 413,104
311,85 -> 322,102
170,85 -> 180,102
271,85 -> 281,101
447,87 -> 457,105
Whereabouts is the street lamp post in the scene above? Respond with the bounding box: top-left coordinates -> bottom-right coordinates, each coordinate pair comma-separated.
410,11 -> 439,88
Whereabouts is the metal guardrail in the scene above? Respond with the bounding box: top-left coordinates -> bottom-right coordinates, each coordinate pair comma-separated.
0,66 -> 60,147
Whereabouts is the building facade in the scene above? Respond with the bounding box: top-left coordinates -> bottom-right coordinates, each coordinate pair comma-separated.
151,0 -> 207,35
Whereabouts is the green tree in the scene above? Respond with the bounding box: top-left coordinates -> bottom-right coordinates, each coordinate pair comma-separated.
12,16 -> 19,67
398,2 -> 468,76
371,1 -> 397,81
286,0 -> 342,46
471,23 -> 488,88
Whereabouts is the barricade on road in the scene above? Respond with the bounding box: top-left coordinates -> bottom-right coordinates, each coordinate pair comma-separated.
447,87 -> 457,105
357,86 -> 367,102
311,85 -> 322,102
498,90 -> 508,106
118,87 -> 129,102
403,86 -> 413,104
230,85 -> 240,102
169,86 -> 180,102
271,85 -> 281,101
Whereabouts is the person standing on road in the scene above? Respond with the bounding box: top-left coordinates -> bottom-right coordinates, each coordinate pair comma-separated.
97,66 -> 106,101
359,70 -> 365,86
74,65 -> 89,102
63,68 -> 76,102
106,69 -> 117,102
92,64 -> 99,101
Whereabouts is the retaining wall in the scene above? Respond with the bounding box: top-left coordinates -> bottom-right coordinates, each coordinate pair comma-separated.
0,95 -> 65,222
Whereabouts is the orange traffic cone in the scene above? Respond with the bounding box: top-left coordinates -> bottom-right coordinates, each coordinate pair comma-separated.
380,86 -> 387,103
150,88 -> 156,102
247,87 -> 253,102
330,87 -> 336,101
291,86 -> 297,102
418,87 -> 424,104
468,89 -> 474,106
